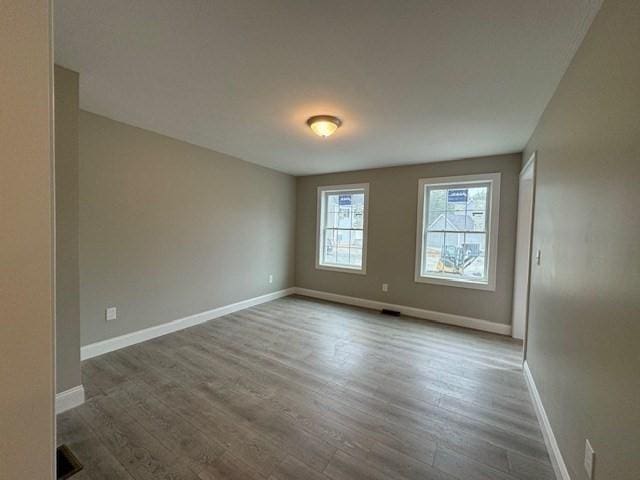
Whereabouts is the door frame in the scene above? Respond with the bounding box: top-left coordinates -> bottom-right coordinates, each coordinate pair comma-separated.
513,152 -> 537,360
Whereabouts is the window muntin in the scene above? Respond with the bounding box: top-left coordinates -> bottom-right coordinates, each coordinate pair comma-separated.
317,184 -> 368,273
416,174 -> 500,290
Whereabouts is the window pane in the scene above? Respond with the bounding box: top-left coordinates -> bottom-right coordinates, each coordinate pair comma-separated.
349,247 -> 362,267
429,185 -> 489,233
336,247 -> 350,265
337,206 -> 351,228
442,232 -> 465,276
326,194 -> 339,214
467,187 -> 487,210
467,211 -> 486,232
446,188 -> 468,213
327,193 -> 339,209
426,196 -> 447,231
352,204 -> 364,229
325,207 -> 337,228
427,209 -> 446,230
467,186 -> 488,231
461,233 -> 486,280
350,230 -> 363,248
427,190 -> 446,231
322,229 -> 336,264
423,231 -> 444,274
428,188 -> 447,213
325,193 -> 340,228
445,210 -> 468,232
351,193 -> 365,206
336,229 -> 350,248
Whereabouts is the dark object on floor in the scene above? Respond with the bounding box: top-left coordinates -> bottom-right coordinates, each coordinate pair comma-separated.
57,444 -> 83,479
381,308 -> 401,316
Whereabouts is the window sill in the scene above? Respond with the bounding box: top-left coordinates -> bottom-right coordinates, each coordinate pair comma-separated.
414,274 -> 495,291
316,263 -> 367,275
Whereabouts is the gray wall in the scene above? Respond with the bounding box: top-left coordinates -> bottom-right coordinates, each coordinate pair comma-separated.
296,154 -> 520,326
79,111 -> 296,345
523,0 -> 640,478
55,65 -> 81,393
0,0 -> 55,477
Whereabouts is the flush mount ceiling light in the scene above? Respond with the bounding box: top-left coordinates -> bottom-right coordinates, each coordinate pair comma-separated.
306,115 -> 342,138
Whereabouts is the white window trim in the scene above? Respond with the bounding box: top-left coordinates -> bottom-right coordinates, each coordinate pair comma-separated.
414,173 -> 500,291
316,183 -> 369,275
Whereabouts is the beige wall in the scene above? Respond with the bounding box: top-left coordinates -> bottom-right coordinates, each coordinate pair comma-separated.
296,154 -> 521,326
55,65 -> 81,393
0,0 -> 55,477
79,111 -> 296,346
523,0 -> 640,478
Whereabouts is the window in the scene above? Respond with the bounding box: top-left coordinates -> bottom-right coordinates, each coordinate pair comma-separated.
415,173 -> 500,290
316,183 -> 369,274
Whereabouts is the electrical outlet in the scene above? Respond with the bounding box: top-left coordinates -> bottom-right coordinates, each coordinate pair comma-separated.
105,307 -> 117,322
584,439 -> 595,478
382,283 -> 388,292
268,274 -> 273,284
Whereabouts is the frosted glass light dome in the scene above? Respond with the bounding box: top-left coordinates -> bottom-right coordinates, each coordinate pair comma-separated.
307,115 -> 342,138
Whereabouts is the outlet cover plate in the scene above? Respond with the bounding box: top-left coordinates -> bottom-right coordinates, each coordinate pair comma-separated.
106,307 -> 117,322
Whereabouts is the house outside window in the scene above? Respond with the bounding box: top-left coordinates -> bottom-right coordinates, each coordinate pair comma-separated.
415,173 -> 500,290
316,183 -> 369,274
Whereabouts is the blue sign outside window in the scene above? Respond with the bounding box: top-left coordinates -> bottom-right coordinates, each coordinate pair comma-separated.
447,189 -> 468,203
339,195 -> 352,206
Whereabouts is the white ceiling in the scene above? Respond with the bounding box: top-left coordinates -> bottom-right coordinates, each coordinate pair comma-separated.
55,0 -> 602,175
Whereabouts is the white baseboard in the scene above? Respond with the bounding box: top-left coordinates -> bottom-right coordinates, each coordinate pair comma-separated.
80,286 -> 510,361
523,361 -> 570,480
293,287 -> 512,335
81,288 -> 296,360
56,385 -> 85,414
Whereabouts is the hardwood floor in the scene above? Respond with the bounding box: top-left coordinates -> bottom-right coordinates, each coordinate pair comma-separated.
58,295 -> 554,480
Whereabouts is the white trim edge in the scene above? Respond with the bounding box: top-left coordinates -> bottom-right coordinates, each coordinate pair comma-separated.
523,361 -> 570,480
81,288 -> 296,360
294,287 -> 511,335
80,286 -> 511,361
56,385 -> 85,414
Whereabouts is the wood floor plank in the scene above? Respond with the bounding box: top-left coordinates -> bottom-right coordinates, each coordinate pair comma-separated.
173,317 -> 519,472
196,451 -> 265,480
178,331 -> 441,465
364,442 -> 458,480
212,307 -> 531,409
57,409 -> 135,480
507,450 -> 556,480
76,396 -> 200,480
324,449 -> 399,480
269,455 -> 332,480
107,381 -> 227,477
144,377 -> 287,477
61,296 -> 551,480
194,380 -> 337,473
176,305 -> 543,472
434,446 -> 520,480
